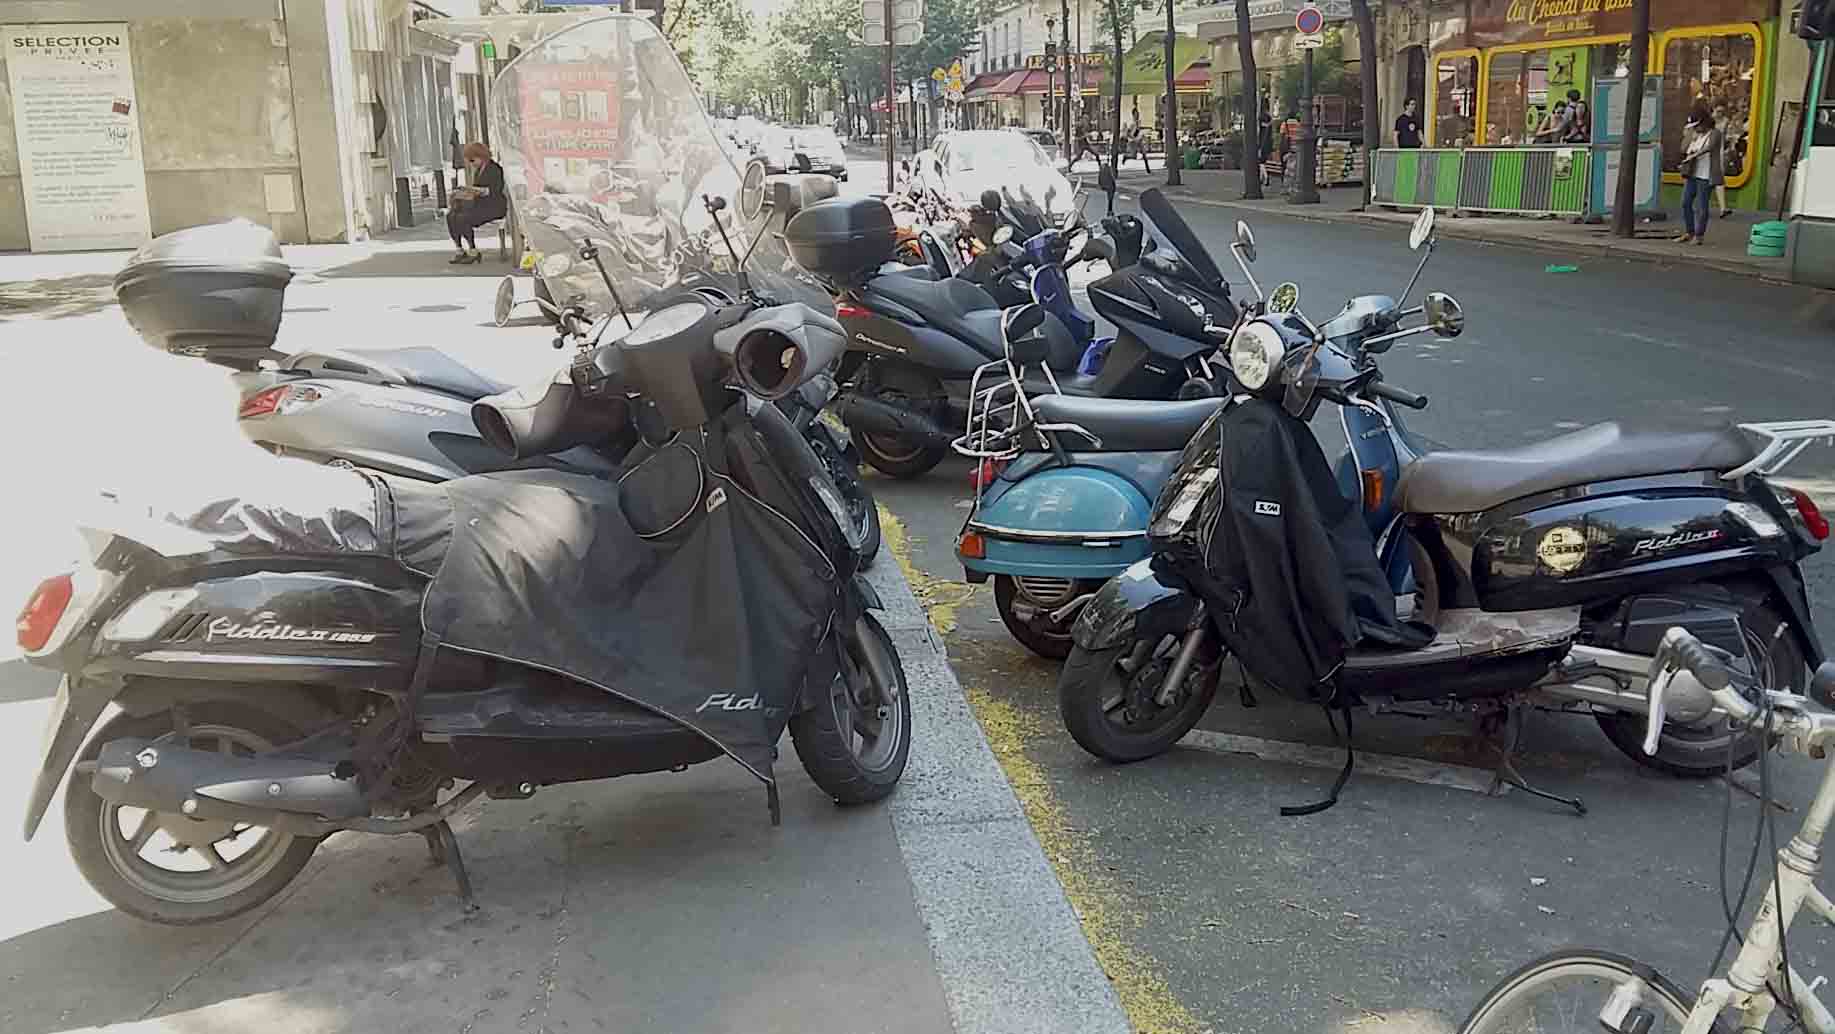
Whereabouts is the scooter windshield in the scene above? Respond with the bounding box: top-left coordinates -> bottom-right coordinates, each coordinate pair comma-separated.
488,15 -> 821,321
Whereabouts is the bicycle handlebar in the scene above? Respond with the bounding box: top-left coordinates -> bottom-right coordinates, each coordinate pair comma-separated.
1643,627 -> 1768,757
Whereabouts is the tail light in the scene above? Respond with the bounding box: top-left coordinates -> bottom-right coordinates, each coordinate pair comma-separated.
972,458 -> 1009,492
17,573 -> 74,653
835,301 -> 870,321
238,384 -> 330,419
1791,489 -> 1830,540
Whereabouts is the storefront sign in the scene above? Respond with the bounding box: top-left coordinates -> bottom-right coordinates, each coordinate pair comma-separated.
1454,0 -> 1770,48
3,24 -> 152,251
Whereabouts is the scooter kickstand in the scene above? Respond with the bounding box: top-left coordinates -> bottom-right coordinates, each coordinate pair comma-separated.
1487,705 -> 1587,817
429,820 -> 478,911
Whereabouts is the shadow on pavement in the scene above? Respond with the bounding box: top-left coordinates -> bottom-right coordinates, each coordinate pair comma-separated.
0,659 -> 60,705
0,274 -> 118,322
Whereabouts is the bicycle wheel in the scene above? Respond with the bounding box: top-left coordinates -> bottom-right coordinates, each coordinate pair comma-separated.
1459,950 -> 1723,1034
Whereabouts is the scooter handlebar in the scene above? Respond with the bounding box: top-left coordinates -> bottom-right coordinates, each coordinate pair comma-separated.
1366,379 -> 1429,410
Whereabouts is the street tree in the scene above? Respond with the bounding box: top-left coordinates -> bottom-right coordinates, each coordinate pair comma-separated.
1612,0 -> 1651,237
1234,0 -> 1261,198
1349,0 -> 1377,208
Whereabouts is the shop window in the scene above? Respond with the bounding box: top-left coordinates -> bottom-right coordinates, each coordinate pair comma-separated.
1486,50 -> 1553,146
1432,54 -> 1477,146
1660,32 -> 1758,182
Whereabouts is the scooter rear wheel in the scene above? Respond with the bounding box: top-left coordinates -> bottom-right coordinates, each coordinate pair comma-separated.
64,702 -> 323,926
855,431 -> 947,479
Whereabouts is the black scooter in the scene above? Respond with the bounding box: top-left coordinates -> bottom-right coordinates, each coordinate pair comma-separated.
1058,208 -> 1835,812
799,179 -> 1234,479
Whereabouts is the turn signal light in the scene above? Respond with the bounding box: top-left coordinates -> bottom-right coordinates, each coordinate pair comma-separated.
1360,468 -> 1385,512
1791,489 -> 1830,540
17,573 -> 73,653
957,530 -> 986,560
835,301 -> 870,321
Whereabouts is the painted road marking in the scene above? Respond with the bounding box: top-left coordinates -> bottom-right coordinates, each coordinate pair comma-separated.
1177,728 -> 1499,796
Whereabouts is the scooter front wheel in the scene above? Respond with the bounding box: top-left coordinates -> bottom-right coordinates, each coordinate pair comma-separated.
791,614 -> 911,804
1058,636 -> 1218,763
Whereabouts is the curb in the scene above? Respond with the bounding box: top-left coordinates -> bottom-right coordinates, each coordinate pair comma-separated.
863,558 -> 1132,1034
1158,186 -> 1810,288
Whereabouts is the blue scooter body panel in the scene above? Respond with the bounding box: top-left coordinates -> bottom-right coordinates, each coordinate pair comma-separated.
963,451 -> 1178,579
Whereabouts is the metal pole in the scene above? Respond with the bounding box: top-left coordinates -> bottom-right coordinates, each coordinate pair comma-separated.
886,18 -> 896,194
1291,47 -> 1319,204
1062,0 -> 1073,163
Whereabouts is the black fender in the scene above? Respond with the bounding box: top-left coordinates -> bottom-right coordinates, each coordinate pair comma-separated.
852,573 -> 884,611
1763,563 -> 1825,668
23,675 -> 334,841
1070,558 -> 1199,651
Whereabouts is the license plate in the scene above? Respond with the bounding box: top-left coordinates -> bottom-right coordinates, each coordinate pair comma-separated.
40,677 -> 71,757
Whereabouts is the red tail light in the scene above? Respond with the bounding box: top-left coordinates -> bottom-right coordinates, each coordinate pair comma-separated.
17,573 -> 74,653
238,385 -> 327,419
835,301 -> 870,321
1792,489 -> 1830,540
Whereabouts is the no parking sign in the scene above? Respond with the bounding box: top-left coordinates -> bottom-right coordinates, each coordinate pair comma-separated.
1295,3 -> 1324,47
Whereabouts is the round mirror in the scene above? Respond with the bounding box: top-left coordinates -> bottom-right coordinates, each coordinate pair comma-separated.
738,159 -> 767,222
1424,291 -> 1464,338
1268,282 -> 1300,314
492,276 -> 515,329
1410,206 -> 1436,251
993,224 -> 1015,245
1234,220 -> 1257,263
538,252 -> 574,280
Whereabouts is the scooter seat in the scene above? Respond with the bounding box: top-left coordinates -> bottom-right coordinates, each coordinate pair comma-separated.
287,346 -> 512,402
1396,422 -> 1756,515
863,274 -> 1085,371
1029,394 -> 1223,452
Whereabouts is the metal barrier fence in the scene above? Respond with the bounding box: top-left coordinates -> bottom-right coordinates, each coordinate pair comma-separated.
1371,147 -> 1590,217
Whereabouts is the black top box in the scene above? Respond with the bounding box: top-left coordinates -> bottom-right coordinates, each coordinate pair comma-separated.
784,197 -> 895,285
114,220 -> 294,369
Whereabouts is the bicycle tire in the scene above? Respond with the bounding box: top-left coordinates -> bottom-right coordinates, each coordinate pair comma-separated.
1459,949 -> 1727,1034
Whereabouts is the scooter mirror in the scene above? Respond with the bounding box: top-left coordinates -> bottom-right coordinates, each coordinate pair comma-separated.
1233,220 -> 1257,263
1424,291 -> 1464,337
1268,282 -> 1300,314
493,276 -> 516,328
979,189 -> 1003,212
1410,206 -> 1436,250
738,159 -> 768,221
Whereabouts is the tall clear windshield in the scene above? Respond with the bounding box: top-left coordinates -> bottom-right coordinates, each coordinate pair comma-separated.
489,15 -> 822,318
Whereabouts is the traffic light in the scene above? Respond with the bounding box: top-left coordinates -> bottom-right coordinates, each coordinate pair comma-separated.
1802,0 -> 1832,40
1044,41 -> 1058,73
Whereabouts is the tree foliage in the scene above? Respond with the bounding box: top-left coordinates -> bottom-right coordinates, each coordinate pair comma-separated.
1276,26 -> 1348,117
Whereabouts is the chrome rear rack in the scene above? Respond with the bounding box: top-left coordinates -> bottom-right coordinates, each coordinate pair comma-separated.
1722,420 -> 1835,481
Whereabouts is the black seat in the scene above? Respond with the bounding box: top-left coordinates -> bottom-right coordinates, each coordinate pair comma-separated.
1396,422 -> 1756,515
863,273 -> 1083,370
1030,394 -> 1223,452
287,346 -> 512,401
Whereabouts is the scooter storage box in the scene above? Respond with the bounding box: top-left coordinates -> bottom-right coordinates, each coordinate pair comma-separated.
784,197 -> 895,283
114,219 -> 293,369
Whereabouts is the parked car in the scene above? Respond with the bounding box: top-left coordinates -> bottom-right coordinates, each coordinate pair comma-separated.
1012,127 -> 1057,149
761,125 -> 849,179
912,129 -> 1078,225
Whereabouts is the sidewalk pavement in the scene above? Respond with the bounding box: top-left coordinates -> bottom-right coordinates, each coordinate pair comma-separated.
1146,168 -> 1794,283
0,227 -> 1131,1034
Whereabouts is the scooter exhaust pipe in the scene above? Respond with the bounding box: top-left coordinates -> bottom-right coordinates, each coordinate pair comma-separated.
834,393 -> 957,447
90,737 -> 371,825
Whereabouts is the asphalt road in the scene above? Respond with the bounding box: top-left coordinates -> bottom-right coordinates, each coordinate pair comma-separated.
847,159 -> 1835,1034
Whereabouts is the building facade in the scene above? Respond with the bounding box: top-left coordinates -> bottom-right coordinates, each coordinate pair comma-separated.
0,0 -> 490,252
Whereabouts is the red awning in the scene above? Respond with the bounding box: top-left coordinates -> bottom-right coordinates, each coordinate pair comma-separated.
1175,62 -> 1211,92
872,97 -> 890,112
987,70 -> 1028,96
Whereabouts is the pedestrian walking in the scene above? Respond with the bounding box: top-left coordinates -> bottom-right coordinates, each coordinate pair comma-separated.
1394,98 -> 1422,148
447,142 -> 506,264
1127,119 -> 1152,172
1675,108 -> 1721,246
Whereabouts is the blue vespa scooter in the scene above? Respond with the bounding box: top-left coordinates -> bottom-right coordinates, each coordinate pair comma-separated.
953,219 -> 1299,658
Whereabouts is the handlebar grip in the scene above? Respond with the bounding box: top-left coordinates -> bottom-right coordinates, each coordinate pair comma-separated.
1367,380 -> 1429,410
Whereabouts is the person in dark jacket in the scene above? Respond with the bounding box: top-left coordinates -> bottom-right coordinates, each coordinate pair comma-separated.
447,141 -> 507,264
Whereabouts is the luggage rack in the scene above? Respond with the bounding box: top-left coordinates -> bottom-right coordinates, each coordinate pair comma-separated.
1722,421 -> 1835,481
951,357 -> 1101,461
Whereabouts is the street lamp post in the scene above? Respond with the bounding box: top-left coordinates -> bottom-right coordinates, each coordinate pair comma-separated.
1046,16 -> 1056,133
1061,0 -> 1073,163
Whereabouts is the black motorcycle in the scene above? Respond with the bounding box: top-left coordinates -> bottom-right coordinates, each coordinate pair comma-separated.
16,18 -> 909,925
804,181 -> 1233,479
1058,208 -> 1834,811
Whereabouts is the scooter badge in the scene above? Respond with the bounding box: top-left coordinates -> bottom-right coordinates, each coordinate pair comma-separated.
1536,526 -> 1588,574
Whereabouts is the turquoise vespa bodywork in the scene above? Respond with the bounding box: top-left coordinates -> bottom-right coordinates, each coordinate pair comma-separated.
960,450 -> 1181,580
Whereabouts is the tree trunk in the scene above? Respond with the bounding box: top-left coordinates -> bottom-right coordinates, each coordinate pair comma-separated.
1350,0 -> 1377,209
1109,0 -> 1124,175
1613,0 -> 1651,237
1234,0 -> 1262,199
1163,2 -> 1181,185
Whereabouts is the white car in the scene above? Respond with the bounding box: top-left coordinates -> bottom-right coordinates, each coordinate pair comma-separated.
762,125 -> 849,180
913,129 -> 1077,225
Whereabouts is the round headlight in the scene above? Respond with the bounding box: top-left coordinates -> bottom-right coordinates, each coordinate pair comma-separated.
1229,321 -> 1287,391
538,252 -> 574,279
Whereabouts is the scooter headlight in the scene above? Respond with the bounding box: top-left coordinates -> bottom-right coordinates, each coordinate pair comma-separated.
1229,321 -> 1286,392
809,475 -> 865,552
1149,467 -> 1219,539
